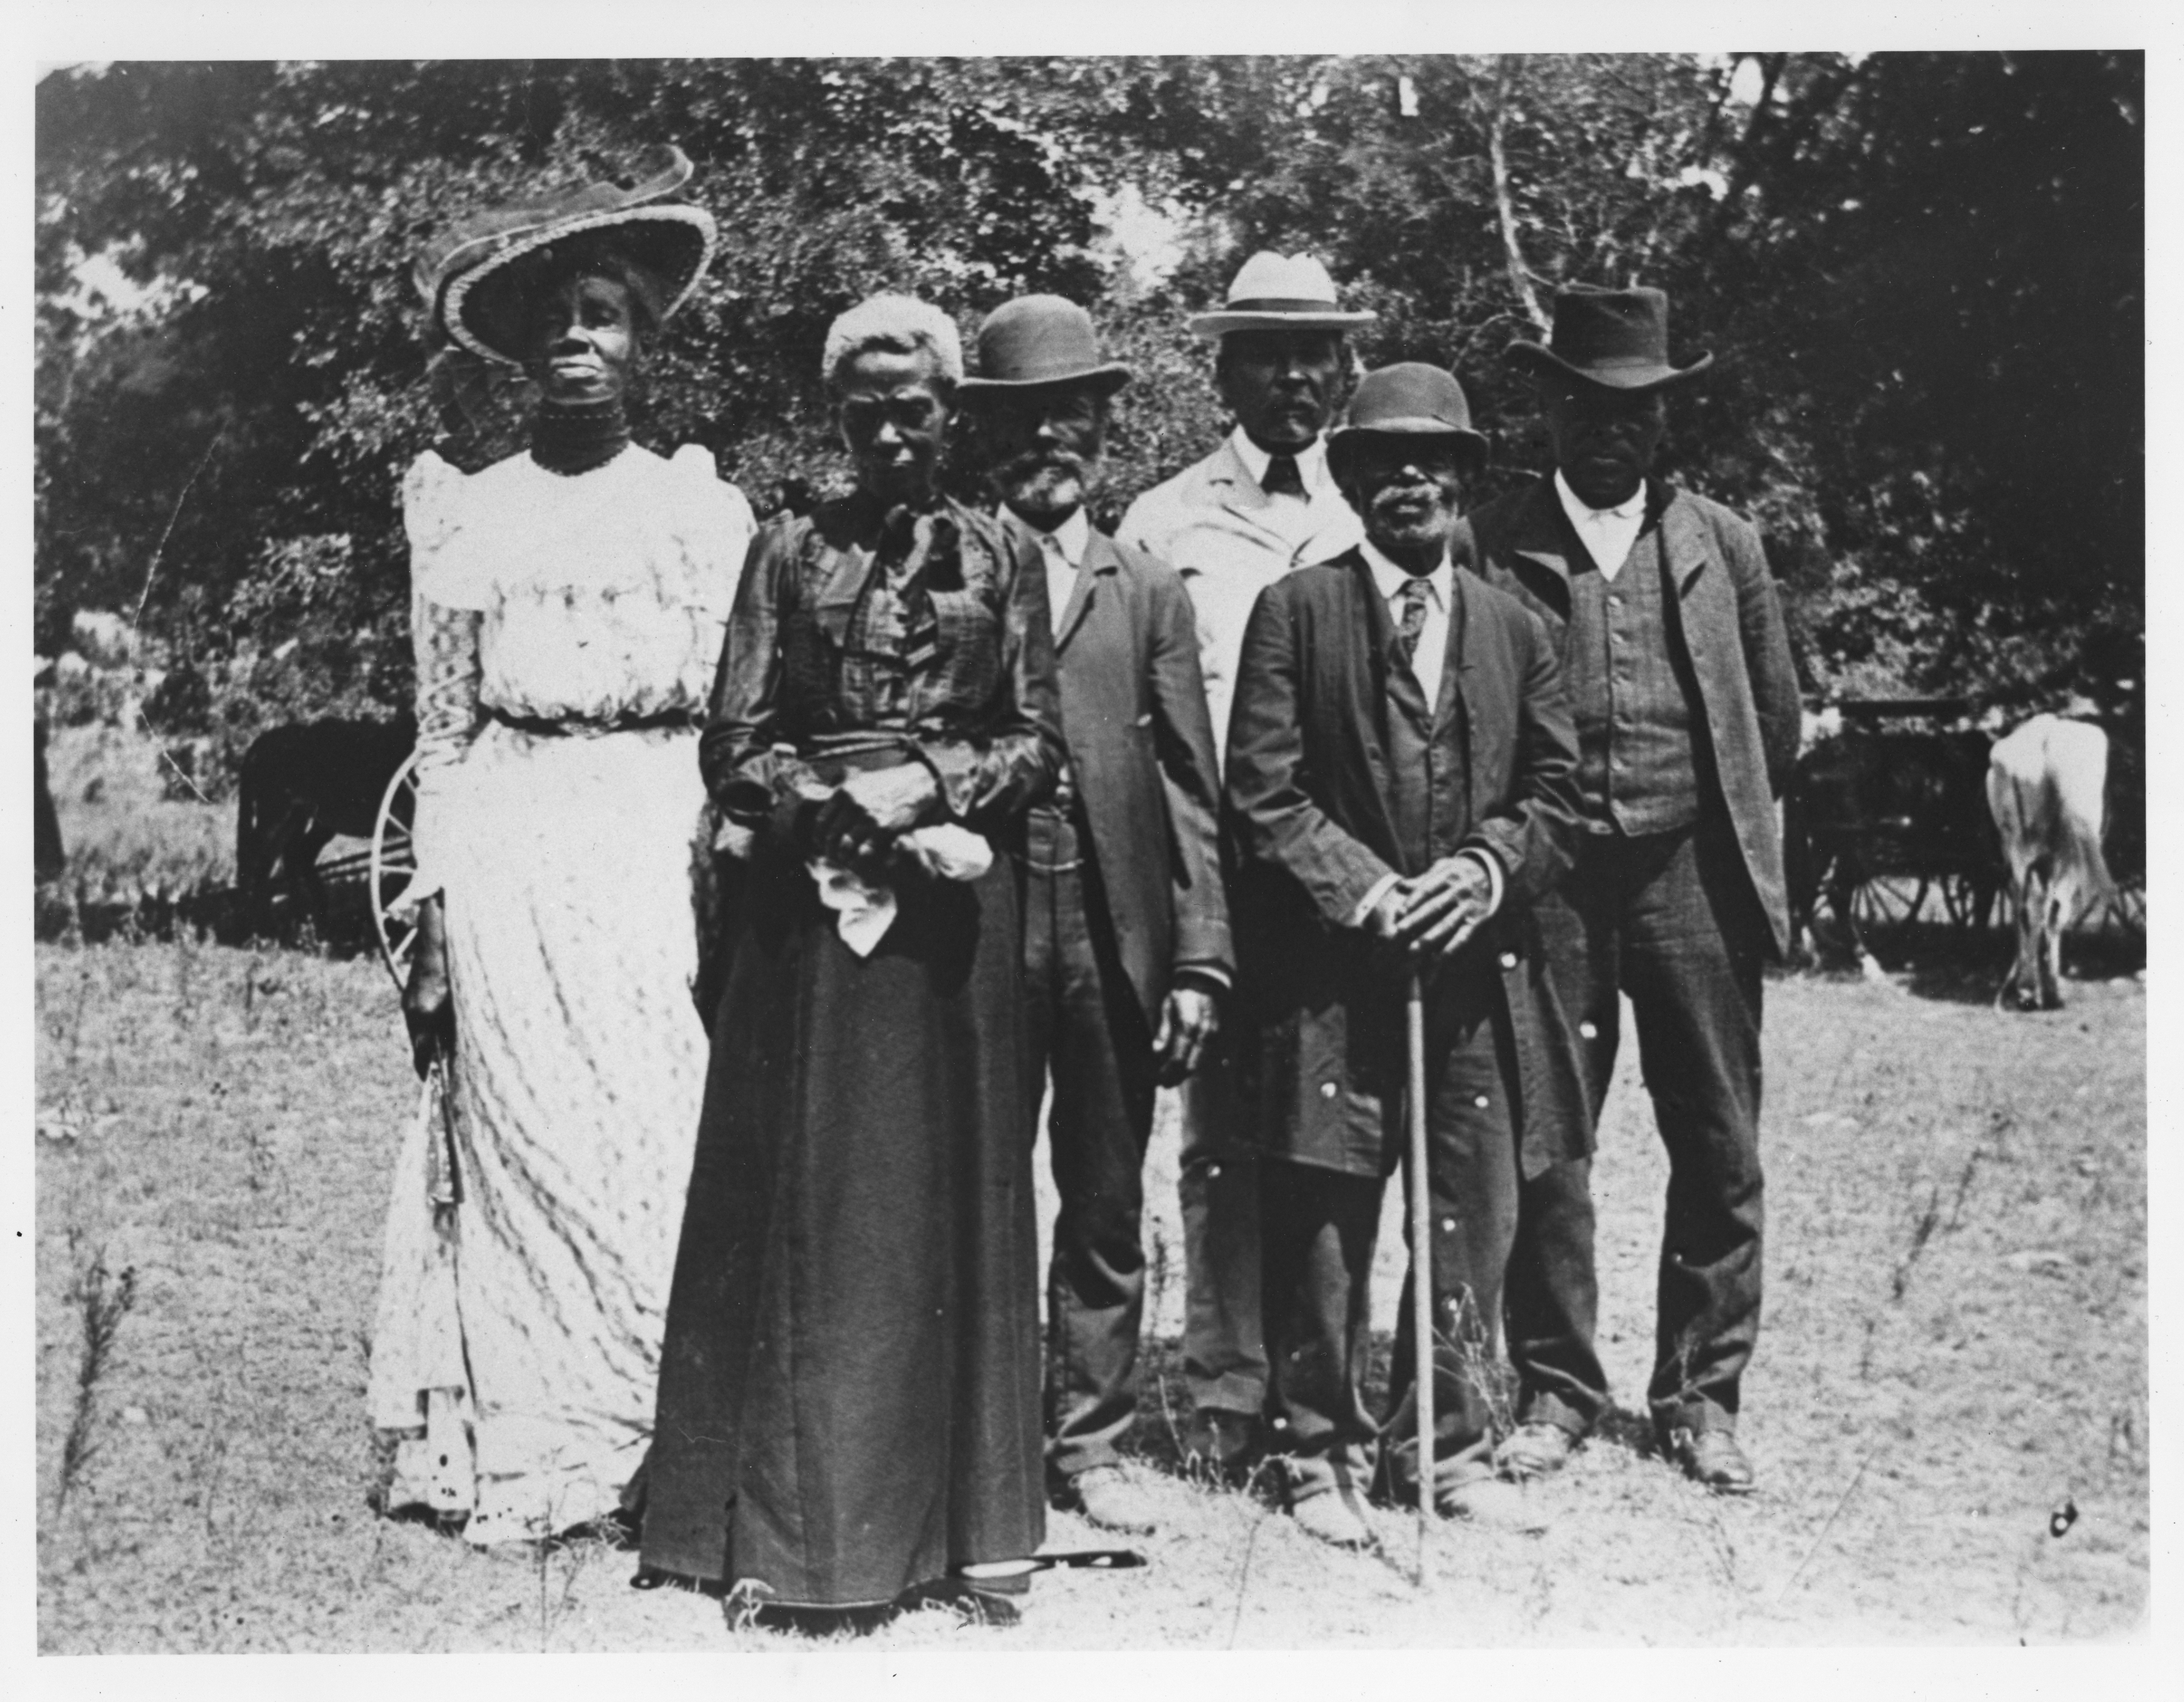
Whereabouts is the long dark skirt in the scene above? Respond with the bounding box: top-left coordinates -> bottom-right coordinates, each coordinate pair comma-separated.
640,839 -> 1045,1607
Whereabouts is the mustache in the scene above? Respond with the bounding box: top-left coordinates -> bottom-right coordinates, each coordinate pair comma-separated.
997,447 -> 1090,482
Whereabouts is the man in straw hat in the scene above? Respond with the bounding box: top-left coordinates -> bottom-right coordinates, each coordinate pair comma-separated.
1224,363 -> 1582,1546
959,295 -> 1232,1535
1117,252 -> 1372,1479
1467,284 -> 1800,1495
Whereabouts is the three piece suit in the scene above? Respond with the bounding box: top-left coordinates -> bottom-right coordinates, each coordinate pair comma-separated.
1118,430 -> 1363,1424
1223,539 -> 1583,1497
1465,473 -> 1801,1440
1010,510 -> 1233,1478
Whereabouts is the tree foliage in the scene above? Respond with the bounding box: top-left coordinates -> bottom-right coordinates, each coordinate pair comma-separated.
35,52 -> 2142,736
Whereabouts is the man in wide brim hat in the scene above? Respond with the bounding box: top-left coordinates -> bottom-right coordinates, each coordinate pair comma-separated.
960,292 -> 1231,1538
1504,282 -> 1713,393
1466,281 -> 1798,1501
414,144 -> 718,365
1115,250 -> 1375,1485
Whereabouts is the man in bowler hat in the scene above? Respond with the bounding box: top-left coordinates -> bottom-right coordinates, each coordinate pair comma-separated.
1224,363 -> 1582,1546
1117,252 -> 1371,1476
961,295 -> 1233,1533
1467,285 -> 1801,1494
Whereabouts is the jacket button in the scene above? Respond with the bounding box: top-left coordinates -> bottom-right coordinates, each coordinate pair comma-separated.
1473,1094 -> 1490,1109
1320,1081 -> 1338,1100
1500,952 -> 1518,969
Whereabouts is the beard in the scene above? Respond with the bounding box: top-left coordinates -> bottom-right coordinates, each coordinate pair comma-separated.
1365,483 -> 1458,551
995,451 -> 1088,521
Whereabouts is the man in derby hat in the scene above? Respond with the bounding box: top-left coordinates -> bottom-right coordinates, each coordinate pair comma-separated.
1115,252 -> 1372,1478
961,295 -> 1233,1535
1224,363 -> 1582,1546
1466,284 -> 1800,1495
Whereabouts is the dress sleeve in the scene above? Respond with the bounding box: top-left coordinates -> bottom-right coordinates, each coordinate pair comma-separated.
698,519 -> 828,847
399,454 -> 485,909
909,520 -> 1064,831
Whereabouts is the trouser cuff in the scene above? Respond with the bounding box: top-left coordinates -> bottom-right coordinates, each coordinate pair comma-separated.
1652,1396 -> 1737,1437
1519,1391 -> 1597,1437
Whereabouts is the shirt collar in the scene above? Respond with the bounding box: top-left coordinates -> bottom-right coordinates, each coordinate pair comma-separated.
1009,505 -> 1092,568
1229,426 -> 1330,496
1359,538 -> 1453,608
1554,468 -> 1648,527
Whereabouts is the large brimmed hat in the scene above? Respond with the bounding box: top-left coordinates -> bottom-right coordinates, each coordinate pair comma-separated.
414,144 -> 718,365
958,294 -> 1131,397
1187,251 -> 1377,340
1326,362 -> 1489,478
1507,283 -> 1713,392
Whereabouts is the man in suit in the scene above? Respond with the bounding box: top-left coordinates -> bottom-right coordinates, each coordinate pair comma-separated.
1225,364 -> 1583,1547
1466,285 -> 1801,1495
961,295 -> 1234,1534
1117,252 -> 1371,1475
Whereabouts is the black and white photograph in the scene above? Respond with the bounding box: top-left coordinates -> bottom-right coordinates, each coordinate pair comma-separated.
23,6 -> 2162,1673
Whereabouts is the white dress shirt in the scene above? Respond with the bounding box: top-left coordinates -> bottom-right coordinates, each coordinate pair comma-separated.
1554,468 -> 1648,580
1360,539 -> 1453,709
1227,426 -> 1332,508
1020,505 -> 1092,637
1347,540 -> 1503,927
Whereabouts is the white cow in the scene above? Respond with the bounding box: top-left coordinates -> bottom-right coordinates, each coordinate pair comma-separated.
1987,714 -> 2113,1010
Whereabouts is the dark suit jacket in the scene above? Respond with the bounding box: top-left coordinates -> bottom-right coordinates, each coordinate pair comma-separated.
1020,516 -> 1233,1025
1224,542 -> 1587,1179
1466,476 -> 1803,955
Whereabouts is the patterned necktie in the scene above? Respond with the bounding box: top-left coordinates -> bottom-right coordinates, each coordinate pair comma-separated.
1261,453 -> 1306,498
1395,575 -> 1432,676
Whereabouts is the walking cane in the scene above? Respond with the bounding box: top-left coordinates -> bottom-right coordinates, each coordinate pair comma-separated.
1405,966 -> 1434,1585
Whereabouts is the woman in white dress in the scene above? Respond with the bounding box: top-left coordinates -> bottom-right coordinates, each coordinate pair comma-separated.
367,148 -> 755,1544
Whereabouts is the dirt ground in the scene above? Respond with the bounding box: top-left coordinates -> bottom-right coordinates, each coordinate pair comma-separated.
33,937 -> 2146,1651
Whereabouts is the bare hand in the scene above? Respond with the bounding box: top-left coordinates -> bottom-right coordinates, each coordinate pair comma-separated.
401,896 -> 454,1079
1393,855 -> 1496,960
1153,985 -> 1222,1087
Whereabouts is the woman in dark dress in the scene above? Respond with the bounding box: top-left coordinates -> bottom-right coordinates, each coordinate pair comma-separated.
641,294 -> 1064,1620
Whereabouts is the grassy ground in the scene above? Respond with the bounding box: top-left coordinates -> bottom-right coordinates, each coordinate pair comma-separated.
34,937 -> 2146,1651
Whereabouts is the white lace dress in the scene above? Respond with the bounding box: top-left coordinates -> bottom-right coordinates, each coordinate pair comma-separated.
367,442 -> 754,1543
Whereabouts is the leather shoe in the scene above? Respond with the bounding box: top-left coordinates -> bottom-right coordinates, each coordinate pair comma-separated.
1494,1420 -> 1578,1481
1289,1486 -> 1375,1550
1663,1426 -> 1756,1494
1179,1408 -> 1260,1480
1059,1464 -> 1160,1535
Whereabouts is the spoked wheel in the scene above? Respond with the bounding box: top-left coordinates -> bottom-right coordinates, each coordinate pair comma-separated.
371,750 -> 423,992
1850,873 -> 1928,934
2108,880 -> 2147,937
1936,870 -> 1999,932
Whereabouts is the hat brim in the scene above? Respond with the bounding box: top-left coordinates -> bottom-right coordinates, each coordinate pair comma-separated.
1507,342 -> 1714,392
441,204 -> 718,365
1327,422 -> 1490,475
1188,309 -> 1377,340
955,363 -> 1133,398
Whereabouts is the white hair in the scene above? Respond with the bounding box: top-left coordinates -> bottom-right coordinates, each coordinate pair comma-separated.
821,294 -> 964,391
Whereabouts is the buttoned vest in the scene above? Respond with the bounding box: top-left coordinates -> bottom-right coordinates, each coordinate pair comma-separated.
1563,513 -> 1702,834
1384,593 -> 1471,873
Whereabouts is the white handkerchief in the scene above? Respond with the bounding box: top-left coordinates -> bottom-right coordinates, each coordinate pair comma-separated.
807,825 -> 994,956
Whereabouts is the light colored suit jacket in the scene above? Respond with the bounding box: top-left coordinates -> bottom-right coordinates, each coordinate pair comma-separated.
1118,436 -> 1362,763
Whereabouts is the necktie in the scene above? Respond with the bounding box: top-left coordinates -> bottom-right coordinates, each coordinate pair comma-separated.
1261,453 -> 1306,498
1395,576 -> 1431,675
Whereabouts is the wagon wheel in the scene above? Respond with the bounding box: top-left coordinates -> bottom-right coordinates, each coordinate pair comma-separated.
1849,873 -> 1928,934
1935,870 -> 1998,932
371,750 -> 423,992
2107,880 -> 2147,937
